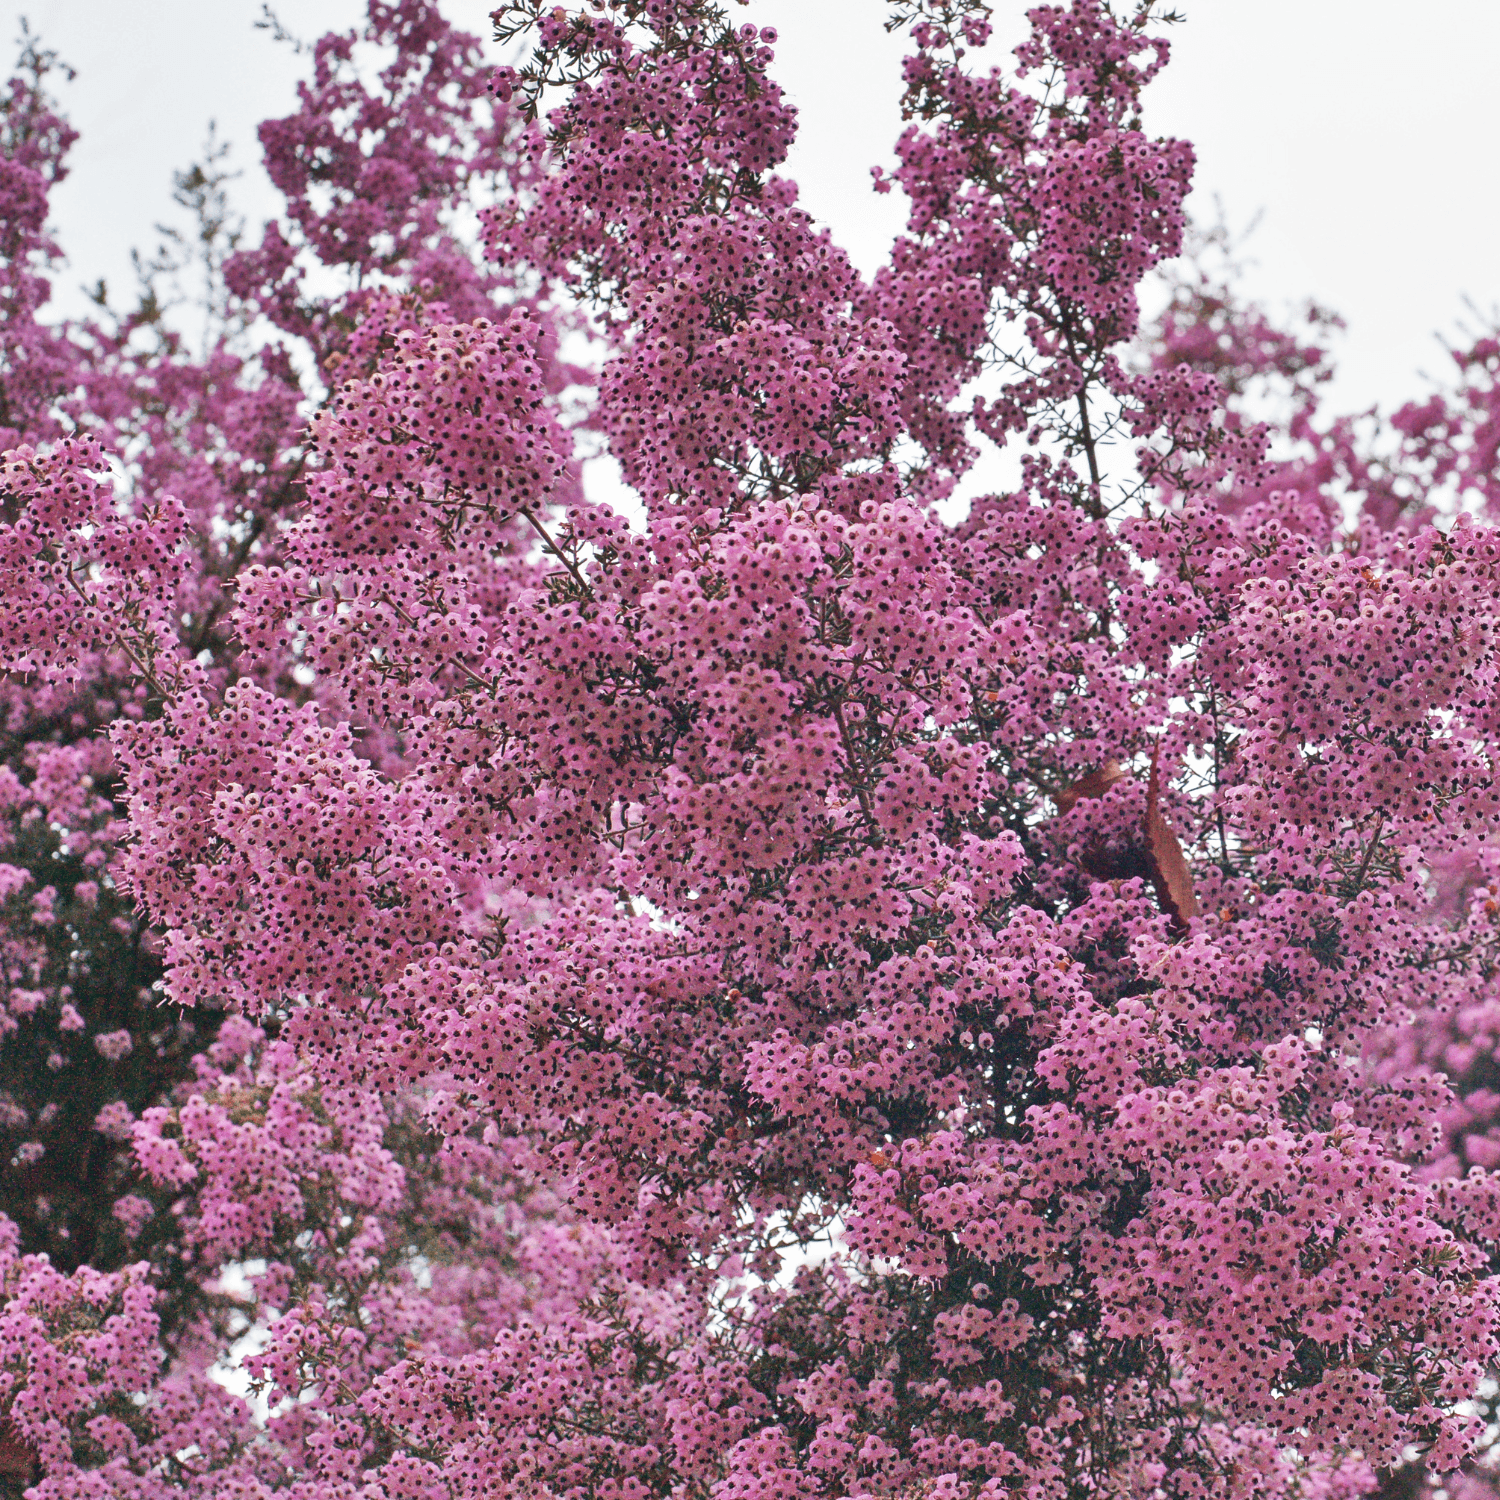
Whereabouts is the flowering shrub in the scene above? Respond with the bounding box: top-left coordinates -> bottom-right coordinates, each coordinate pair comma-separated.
1,1 -> 1500,1497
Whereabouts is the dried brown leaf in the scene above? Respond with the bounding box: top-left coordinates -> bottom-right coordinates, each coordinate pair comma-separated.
1144,743 -> 1200,929
1054,760 -> 1127,816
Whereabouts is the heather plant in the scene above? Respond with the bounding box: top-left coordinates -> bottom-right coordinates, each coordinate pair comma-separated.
1,2 -> 1500,1498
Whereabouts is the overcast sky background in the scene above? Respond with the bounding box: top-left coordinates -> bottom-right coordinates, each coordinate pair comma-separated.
8,0 -> 1499,424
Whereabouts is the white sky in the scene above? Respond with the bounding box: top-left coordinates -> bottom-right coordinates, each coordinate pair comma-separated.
8,0 -> 1500,422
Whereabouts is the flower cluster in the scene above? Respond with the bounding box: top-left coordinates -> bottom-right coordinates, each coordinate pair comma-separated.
0,1 -> 1498,1498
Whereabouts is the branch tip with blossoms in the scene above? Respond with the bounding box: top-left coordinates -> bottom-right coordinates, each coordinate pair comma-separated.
0,2 -> 1497,1498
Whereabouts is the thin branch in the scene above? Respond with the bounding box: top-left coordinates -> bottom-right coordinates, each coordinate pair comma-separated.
519,505 -> 594,599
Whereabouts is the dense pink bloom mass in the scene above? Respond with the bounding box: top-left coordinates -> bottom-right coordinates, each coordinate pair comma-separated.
2,1 -> 1500,1496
